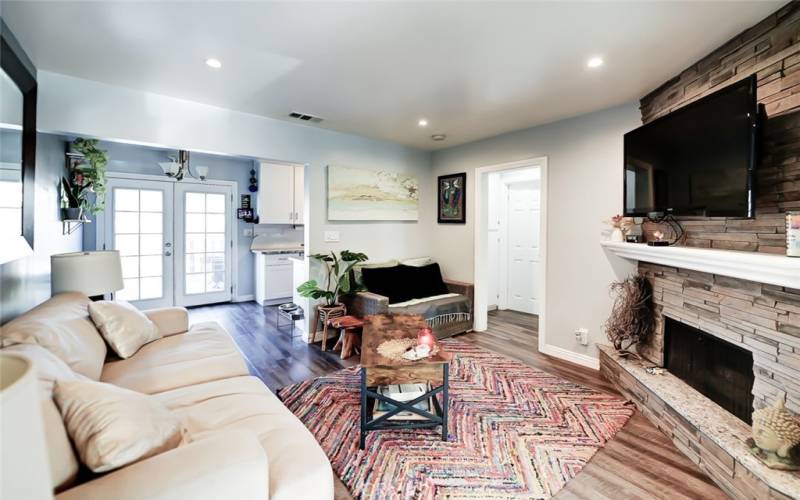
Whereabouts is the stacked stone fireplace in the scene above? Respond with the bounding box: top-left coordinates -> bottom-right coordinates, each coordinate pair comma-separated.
599,260 -> 800,499
638,262 -> 800,416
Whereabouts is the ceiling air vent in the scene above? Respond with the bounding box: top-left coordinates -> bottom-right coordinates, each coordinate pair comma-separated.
288,111 -> 323,123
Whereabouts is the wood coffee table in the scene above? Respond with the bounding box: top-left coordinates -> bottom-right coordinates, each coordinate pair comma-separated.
359,314 -> 452,450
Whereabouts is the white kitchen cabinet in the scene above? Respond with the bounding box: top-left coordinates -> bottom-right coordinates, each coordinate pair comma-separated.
293,165 -> 304,224
255,252 -> 302,305
258,162 -> 304,225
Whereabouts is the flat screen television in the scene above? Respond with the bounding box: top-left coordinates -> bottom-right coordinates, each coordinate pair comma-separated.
624,75 -> 758,218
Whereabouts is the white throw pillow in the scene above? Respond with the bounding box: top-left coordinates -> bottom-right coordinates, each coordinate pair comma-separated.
53,379 -> 183,473
400,256 -> 435,267
88,301 -> 161,359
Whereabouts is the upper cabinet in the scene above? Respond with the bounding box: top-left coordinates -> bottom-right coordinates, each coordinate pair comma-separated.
258,162 -> 304,225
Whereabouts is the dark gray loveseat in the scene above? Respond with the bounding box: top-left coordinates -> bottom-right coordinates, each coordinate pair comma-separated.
342,259 -> 474,339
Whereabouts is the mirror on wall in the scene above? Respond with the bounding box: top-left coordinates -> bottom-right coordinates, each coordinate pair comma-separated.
0,22 -> 37,265
0,68 -> 24,241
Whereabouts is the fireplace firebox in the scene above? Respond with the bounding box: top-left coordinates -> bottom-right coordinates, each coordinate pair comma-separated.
664,317 -> 755,424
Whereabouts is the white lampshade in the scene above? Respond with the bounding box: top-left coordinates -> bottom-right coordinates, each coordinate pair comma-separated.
158,161 -> 180,176
51,250 -> 124,296
195,166 -> 209,180
1,353 -> 53,500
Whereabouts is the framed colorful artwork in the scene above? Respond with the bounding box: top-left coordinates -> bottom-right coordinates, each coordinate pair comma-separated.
438,173 -> 466,224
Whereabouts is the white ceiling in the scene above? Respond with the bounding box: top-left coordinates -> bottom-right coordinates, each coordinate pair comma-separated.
2,1 -> 783,150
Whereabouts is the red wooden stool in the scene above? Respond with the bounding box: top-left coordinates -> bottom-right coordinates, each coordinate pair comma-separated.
330,315 -> 364,360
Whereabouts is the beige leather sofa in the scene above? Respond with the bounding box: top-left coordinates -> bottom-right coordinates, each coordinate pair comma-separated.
0,292 -> 333,500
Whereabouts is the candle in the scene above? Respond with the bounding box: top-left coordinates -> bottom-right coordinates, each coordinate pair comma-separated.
417,327 -> 436,349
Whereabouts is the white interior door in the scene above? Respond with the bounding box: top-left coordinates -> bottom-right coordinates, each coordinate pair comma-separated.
104,179 -> 174,309
174,183 -> 233,307
506,181 -> 540,314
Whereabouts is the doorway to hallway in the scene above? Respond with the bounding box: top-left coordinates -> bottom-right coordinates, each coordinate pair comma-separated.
487,168 -> 541,315
474,157 -> 546,353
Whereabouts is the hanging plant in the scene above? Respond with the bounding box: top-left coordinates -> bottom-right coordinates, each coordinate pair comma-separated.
67,138 -> 109,215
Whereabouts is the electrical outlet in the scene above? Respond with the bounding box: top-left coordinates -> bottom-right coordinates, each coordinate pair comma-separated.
324,231 -> 340,242
243,227 -> 254,237
574,328 -> 589,346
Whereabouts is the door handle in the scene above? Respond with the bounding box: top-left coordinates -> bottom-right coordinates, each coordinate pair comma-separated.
165,251 -> 172,256
165,242 -> 172,247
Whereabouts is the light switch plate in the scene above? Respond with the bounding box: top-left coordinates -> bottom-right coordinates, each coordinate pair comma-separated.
324,231 -> 340,242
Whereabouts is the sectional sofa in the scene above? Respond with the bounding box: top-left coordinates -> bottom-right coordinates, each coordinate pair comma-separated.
0,292 -> 332,500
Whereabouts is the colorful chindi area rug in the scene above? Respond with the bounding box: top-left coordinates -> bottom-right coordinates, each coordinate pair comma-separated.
278,339 -> 634,500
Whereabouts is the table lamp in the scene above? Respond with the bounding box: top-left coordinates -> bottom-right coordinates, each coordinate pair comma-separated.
51,250 -> 123,299
0,353 -> 54,500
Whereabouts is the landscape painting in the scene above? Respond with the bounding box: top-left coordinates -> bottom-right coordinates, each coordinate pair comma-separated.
328,165 -> 419,221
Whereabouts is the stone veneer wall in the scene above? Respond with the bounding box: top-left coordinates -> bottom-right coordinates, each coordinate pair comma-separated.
638,262 -> 800,414
638,1 -> 800,253
599,347 -> 798,500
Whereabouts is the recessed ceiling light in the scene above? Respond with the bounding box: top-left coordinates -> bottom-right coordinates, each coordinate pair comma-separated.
205,58 -> 222,69
587,57 -> 604,69
418,119 -> 428,127
431,134 -> 446,142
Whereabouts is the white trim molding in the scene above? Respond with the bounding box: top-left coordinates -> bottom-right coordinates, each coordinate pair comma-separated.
601,241 -> 800,288
539,344 -> 600,370
473,156 -> 548,355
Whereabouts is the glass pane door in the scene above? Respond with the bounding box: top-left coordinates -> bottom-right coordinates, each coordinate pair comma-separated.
103,178 -> 174,309
175,183 -> 232,306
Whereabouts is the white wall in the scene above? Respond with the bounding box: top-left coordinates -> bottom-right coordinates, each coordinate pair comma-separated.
430,103 -> 640,364
35,71 -> 434,264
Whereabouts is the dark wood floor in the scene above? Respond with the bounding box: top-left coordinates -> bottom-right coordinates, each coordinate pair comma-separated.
189,303 -> 726,500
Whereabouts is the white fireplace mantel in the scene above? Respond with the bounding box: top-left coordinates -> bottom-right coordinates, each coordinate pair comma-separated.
601,241 -> 800,289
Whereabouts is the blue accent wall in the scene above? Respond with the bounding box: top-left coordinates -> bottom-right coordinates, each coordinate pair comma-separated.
77,138 -> 259,299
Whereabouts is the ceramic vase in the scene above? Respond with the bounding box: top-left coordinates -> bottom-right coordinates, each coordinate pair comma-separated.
611,227 -> 624,242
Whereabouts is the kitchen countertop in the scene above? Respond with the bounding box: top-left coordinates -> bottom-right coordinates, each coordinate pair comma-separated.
252,248 -> 304,255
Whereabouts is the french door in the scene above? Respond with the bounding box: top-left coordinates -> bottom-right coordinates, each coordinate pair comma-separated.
102,177 -> 233,309
174,183 -> 233,307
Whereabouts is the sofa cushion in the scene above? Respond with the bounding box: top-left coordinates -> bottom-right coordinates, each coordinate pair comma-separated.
2,344 -> 82,490
0,292 -> 107,380
360,265 -> 412,304
54,379 -> 183,473
401,263 -> 449,299
100,321 -> 249,394
89,300 -> 161,358
2,343 -> 85,395
154,376 -> 333,500
352,259 -> 398,286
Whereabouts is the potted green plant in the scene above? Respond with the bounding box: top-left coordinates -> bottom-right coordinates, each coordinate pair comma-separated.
62,138 -> 108,219
297,250 -> 369,309
60,177 -> 84,220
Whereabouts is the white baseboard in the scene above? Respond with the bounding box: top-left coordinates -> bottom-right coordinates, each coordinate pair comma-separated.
234,294 -> 255,302
539,343 -> 600,370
